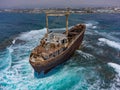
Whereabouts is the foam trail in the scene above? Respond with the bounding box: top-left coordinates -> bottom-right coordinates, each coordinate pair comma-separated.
108,63 -> 120,76
0,39 -> 16,72
98,38 -> 120,50
3,46 -> 13,71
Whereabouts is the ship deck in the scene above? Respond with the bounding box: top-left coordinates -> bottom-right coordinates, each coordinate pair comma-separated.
30,24 -> 85,62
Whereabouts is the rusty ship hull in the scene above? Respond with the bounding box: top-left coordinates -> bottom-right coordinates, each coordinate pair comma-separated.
29,24 -> 85,74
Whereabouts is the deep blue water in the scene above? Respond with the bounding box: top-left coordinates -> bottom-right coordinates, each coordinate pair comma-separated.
0,12 -> 120,90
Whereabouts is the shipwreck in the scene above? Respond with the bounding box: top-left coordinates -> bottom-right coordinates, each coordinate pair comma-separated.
29,10 -> 86,74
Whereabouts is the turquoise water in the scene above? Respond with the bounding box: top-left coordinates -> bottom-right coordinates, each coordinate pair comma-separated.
0,13 -> 120,90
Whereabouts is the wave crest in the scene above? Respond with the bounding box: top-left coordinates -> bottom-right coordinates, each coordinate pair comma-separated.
108,62 -> 120,76
98,38 -> 120,50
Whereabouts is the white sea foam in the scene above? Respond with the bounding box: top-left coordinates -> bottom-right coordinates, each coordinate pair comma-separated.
85,21 -> 98,29
1,46 -> 13,72
98,38 -> 120,50
16,28 -> 46,41
16,27 -> 70,42
7,46 -> 13,53
6,48 -> 12,70
76,50 -> 95,60
98,32 -> 120,42
12,39 -> 16,44
86,23 -> 93,27
108,63 -> 120,76
92,26 -> 97,29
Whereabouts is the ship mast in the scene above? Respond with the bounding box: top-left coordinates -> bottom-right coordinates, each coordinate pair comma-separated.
45,10 -> 70,36
46,14 -> 49,34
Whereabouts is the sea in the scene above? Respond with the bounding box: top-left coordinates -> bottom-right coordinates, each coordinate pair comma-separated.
0,12 -> 120,90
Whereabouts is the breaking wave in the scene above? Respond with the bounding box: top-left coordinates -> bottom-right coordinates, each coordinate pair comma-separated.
98,38 -> 120,50
85,21 -> 98,29
97,32 -> 120,42
16,28 -> 46,41
108,62 -> 120,76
